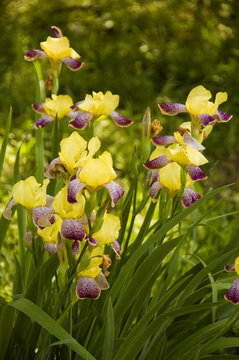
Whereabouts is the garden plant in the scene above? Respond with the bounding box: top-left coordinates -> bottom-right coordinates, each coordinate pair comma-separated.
1,25 -> 239,360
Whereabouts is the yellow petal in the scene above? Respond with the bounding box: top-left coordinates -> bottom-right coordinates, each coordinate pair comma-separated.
38,215 -> 62,244
88,137 -> 101,157
215,92 -> 227,107
53,186 -> 85,219
78,91 -> 119,117
40,36 -> 72,61
79,151 -> 116,189
59,132 -> 87,175
78,247 -> 103,278
186,85 -> 212,116
159,163 -> 181,196
92,213 -> 120,245
12,176 -> 49,211
43,94 -> 73,119
169,145 -> 208,166
149,146 -> 172,162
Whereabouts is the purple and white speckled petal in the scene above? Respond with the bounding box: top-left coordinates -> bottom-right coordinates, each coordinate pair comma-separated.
152,136 -> 176,146
24,49 -> 48,61
32,102 -> 46,114
67,179 -> 86,204
183,132 -> 205,150
45,157 -> 65,179
150,181 -> 163,200
225,278 -> 239,304
35,115 -> 54,128
186,165 -> 207,181
144,155 -> 169,170
76,276 -> 101,299
225,264 -> 236,272
61,57 -> 84,71
181,188 -> 201,208
159,103 -> 187,116
61,219 -> 86,240
214,110 -> 232,123
111,240 -> 121,259
86,237 -> 98,246
198,114 -> 216,127
103,181 -> 125,207
3,199 -> 17,220
95,272 -> 109,290
69,110 -> 93,130
110,111 -> 133,127
72,240 -> 80,255
51,26 -> 63,38
32,206 -> 55,229
44,243 -> 57,256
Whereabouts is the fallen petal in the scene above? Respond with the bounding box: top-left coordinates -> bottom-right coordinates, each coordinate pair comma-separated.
181,188 -> 201,207
110,111 -> 133,127
225,279 -> 239,304
61,57 -> 84,71
104,181 -> 125,207
159,103 -> 187,116
76,276 -> 101,299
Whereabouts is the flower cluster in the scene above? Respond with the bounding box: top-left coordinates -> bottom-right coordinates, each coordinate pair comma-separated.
4,132 -> 124,299
144,85 -> 232,207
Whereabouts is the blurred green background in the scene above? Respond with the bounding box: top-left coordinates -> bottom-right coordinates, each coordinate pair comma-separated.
1,0 -> 239,298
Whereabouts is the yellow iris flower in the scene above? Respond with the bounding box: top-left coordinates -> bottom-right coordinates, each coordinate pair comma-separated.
185,85 -> 227,116
78,247 -> 104,278
37,215 -> 62,244
43,95 -> 73,119
12,176 -> 49,211
92,213 -> 121,246
53,186 -> 85,219
78,91 -> 119,118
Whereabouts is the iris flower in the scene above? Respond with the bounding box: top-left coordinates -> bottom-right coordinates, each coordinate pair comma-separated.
4,176 -> 49,220
32,94 -> 73,128
68,91 -> 133,129
159,85 -> 232,127
24,26 -> 83,73
144,134 -> 207,206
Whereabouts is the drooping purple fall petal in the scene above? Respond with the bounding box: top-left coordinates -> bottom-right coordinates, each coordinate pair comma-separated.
111,240 -> 121,258
67,179 -> 86,203
152,136 -> 176,146
69,110 -> 93,129
214,110 -> 232,123
35,115 -> 54,128
103,181 -> 125,207
24,49 -> 48,61
61,57 -> 84,71
61,219 -> 86,240
181,188 -> 201,208
186,165 -> 207,181
144,155 -> 169,170
159,103 -> 187,116
51,26 -> 63,38
110,111 -> 133,127
225,264 -> 236,272
32,102 -> 46,114
183,132 -> 205,150
198,114 -> 216,127
44,243 -> 57,255
225,279 -> 239,304
3,199 -> 17,220
76,276 -> 101,299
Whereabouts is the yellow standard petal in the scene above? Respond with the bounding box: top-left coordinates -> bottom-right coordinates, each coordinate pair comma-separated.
78,91 -> 119,118
40,36 -> 80,61
59,132 -> 87,175
12,176 -> 49,211
169,144 -> 208,166
79,151 -> 116,189
92,213 -> 121,246
43,94 -> 73,119
78,247 -> 103,278
159,163 -> 181,196
53,186 -> 85,219
38,215 -> 62,244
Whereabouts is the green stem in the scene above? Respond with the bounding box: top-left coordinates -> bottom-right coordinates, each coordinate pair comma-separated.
52,71 -> 59,95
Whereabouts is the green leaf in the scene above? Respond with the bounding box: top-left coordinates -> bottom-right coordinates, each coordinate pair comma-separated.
9,298 -> 96,360
102,297 -> 114,360
0,107 -> 12,178
0,304 -> 16,360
